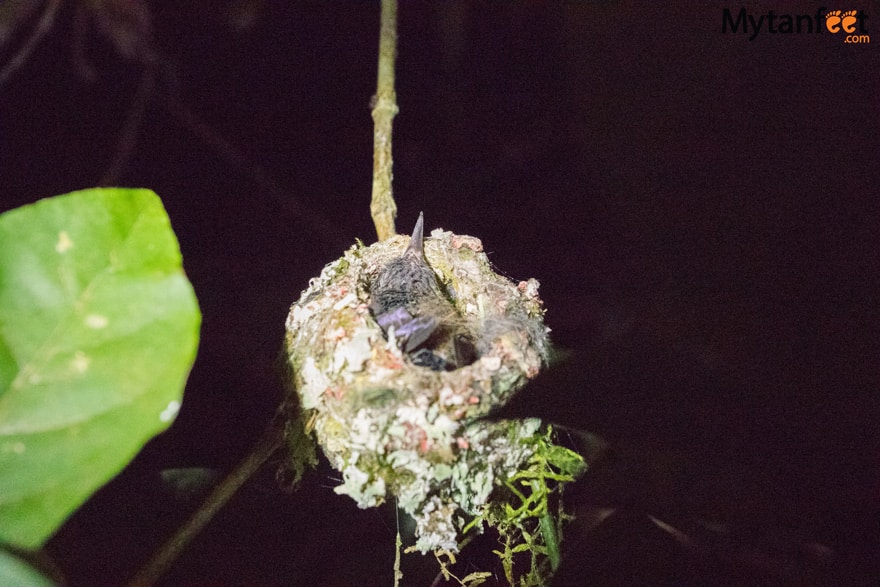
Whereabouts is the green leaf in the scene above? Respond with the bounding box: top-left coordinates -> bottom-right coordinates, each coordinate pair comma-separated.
0,188 -> 200,549
538,511 -> 560,571
544,444 -> 587,478
0,548 -> 54,587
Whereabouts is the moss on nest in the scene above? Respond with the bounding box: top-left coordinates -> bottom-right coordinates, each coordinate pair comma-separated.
284,224 -> 551,551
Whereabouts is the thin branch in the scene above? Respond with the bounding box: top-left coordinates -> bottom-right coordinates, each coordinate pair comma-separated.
393,505 -> 403,587
370,0 -> 399,241
126,421 -> 285,587
0,0 -> 63,89
99,61 -> 157,186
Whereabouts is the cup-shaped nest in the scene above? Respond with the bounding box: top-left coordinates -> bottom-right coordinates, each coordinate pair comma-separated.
284,225 -> 549,550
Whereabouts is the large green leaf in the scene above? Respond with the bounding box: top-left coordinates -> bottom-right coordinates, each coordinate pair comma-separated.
0,188 -> 200,549
0,548 -> 54,586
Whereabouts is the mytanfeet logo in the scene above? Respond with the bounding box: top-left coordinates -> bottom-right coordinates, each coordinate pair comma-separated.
722,7 -> 870,43
823,9 -> 869,40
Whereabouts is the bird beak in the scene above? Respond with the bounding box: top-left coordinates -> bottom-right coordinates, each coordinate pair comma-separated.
405,211 -> 425,258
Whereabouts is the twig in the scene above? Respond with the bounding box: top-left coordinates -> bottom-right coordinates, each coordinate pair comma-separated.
99,61 -> 157,186
370,0 -> 399,241
393,505 -> 403,587
126,421 -> 285,587
0,0 -> 63,89
428,534 -> 477,587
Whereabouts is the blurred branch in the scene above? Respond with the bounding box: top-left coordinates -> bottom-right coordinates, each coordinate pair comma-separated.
370,0 -> 398,241
0,0 -> 62,89
99,61 -> 156,186
127,420 -> 286,587
159,91 -> 349,247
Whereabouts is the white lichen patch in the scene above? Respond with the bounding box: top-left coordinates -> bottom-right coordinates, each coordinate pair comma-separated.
55,230 -> 73,253
284,224 -> 550,552
70,351 -> 90,374
159,400 -> 181,423
2,441 -> 26,454
85,314 -> 109,329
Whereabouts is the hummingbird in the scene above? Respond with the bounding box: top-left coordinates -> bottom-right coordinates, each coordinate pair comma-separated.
370,213 -> 477,371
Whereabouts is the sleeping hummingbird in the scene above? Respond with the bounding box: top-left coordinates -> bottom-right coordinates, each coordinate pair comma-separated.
370,213 -> 476,371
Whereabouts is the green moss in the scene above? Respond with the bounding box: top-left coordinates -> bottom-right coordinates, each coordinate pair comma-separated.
463,426 -> 586,586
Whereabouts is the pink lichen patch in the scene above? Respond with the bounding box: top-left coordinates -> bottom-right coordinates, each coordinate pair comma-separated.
450,234 -> 483,251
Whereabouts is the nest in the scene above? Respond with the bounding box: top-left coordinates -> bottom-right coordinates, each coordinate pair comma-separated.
284,224 -> 549,551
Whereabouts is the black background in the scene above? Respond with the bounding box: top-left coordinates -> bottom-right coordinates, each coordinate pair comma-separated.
2,1 -> 878,585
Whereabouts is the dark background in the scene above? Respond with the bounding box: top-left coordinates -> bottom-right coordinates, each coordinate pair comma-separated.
2,1 -> 878,585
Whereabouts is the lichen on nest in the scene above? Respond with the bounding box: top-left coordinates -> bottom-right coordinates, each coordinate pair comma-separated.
284,222 -> 551,551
